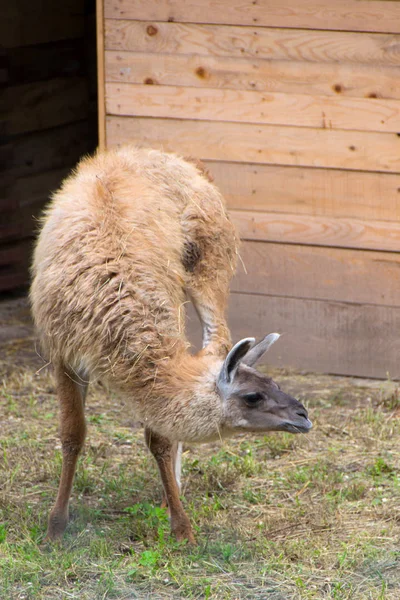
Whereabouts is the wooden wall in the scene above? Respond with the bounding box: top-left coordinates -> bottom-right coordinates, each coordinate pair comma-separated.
0,0 -> 98,293
98,0 -> 400,378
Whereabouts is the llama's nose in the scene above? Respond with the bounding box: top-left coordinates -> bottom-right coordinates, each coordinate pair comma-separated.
296,409 -> 308,419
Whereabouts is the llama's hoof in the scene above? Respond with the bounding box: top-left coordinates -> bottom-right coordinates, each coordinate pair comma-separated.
175,529 -> 196,545
172,520 -> 196,545
45,511 -> 68,541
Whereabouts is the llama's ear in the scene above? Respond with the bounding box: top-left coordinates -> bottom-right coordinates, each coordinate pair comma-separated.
218,338 -> 255,386
241,333 -> 280,367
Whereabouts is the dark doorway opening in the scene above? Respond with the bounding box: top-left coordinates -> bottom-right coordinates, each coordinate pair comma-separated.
1,0 -> 99,294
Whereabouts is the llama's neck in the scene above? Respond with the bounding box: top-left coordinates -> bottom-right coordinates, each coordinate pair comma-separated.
141,353 -> 226,443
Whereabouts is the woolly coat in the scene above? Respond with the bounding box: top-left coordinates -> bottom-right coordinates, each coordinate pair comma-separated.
30,146 -> 238,441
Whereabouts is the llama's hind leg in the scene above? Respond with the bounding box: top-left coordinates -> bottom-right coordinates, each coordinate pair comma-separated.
174,442 -> 183,490
160,441 -> 182,509
46,364 -> 87,540
145,428 -> 195,544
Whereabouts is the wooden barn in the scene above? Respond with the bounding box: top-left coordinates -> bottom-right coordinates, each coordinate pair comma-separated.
3,0 -> 400,379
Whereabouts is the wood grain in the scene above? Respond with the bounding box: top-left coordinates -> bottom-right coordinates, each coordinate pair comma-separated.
106,116 -> 400,173
225,293 -> 400,379
106,82 -> 400,134
97,0 -> 106,150
102,0 -> 400,381
105,51 -> 400,100
104,0 -> 400,34
230,210 -> 400,252
206,162 -> 400,222
105,20 -> 400,66
233,241 -> 400,307
2,77 -> 89,136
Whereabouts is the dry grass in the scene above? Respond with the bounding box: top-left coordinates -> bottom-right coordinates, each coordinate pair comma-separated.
1,296 -> 400,599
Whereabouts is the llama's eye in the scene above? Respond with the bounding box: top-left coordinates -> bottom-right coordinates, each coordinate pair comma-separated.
243,392 -> 263,406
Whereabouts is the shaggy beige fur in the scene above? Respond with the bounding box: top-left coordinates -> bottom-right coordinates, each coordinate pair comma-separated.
31,146 -> 311,543
31,146 -> 237,442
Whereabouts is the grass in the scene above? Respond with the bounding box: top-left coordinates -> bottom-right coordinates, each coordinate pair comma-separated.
1,308 -> 400,598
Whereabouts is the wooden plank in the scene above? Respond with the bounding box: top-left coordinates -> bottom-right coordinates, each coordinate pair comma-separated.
18,200 -> 50,238
233,241 -> 400,307
0,241 -> 31,267
105,20 -> 400,67
6,39 -> 85,85
13,169 -> 71,238
13,168 -> 70,209
0,193 -> 17,215
225,293 -> 400,379
106,116 -> 400,173
0,194 -> 21,242
0,200 -> 48,242
105,51 -> 400,101
104,0 -> 400,34
0,65 -> 7,85
0,0 -> 83,18
86,11 -> 99,103
97,0 -> 106,150
1,0 -> 84,48
0,240 -> 32,292
206,162 -> 400,222
1,77 -> 89,136
0,272 -> 29,293
230,210 -> 400,252
3,121 -> 92,177
0,227 -> 21,244
1,169 -> 71,244
0,176 -> 19,242
106,82 -> 400,134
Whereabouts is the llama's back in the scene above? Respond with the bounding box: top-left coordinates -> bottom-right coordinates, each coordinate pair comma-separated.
31,146 -> 236,393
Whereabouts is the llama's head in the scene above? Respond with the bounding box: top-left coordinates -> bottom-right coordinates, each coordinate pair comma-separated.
217,334 -> 312,436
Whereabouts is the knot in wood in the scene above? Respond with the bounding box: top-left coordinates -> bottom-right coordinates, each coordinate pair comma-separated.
146,25 -> 158,36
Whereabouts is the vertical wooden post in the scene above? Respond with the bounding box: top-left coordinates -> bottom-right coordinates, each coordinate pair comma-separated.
96,0 -> 106,150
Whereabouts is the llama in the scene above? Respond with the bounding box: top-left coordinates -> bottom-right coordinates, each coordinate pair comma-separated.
30,146 -> 312,544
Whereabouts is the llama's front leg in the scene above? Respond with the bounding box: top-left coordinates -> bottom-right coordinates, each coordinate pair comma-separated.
160,441 -> 182,509
144,428 -> 195,544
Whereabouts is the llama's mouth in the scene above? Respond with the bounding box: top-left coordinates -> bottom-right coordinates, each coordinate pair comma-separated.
282,418 -> 313,434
